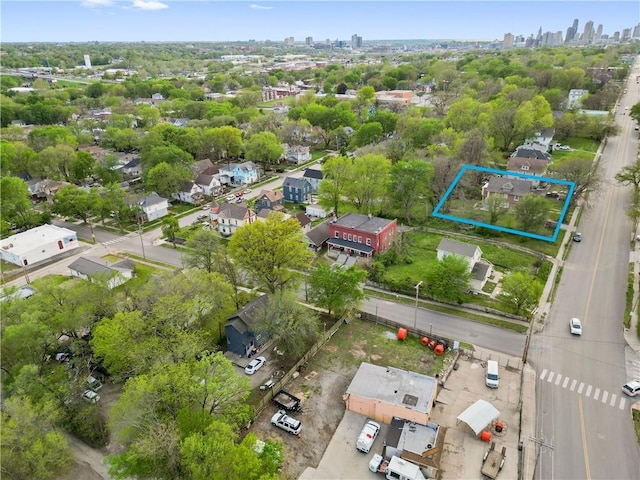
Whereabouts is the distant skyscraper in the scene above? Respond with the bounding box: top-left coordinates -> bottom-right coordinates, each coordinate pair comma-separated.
284,36 -> 294,46
351,33 -> 362,49
572,18 -> 579,33
503,32 -> 514,48
305,36 -> 313,46
84,54 -> 91,69
633,23 -> 640,38
582,21 -> 594,43
613,31 -> 621,41
595,24 -> 603,40
565,26 -> 576,43
622,28 -> 632,41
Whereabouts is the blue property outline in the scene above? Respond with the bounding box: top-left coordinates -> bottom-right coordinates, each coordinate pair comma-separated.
432,165 -> 576,242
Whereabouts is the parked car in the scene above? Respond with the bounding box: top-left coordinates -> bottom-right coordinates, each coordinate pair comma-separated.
243,189 -> 252,194
81,390 -> 100,403
86,375 -> 103,392
197,214 -> 208,221
235,191 -> 244,197
573,232 -> 582,242
271,409 -> 302,435
622,380 -> 640,397
260,379 -> 275,391
569,318 -> 582,336
226,194 -> 236,201
356,420 -> 381,453
244,356 -> 266,375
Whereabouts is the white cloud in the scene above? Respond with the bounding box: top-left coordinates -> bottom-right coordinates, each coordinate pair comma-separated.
132,0 -> 168,10
249,4 -> 273,10
81,0 -> 114,7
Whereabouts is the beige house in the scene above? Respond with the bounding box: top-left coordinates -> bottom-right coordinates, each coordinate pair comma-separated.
436,238 -> 493,292
345,363 -> 438,425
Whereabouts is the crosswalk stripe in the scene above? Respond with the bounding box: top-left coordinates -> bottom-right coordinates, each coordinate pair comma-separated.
585,385 -> 592,397
570,379 -> 577,391
547,372 -> 555,383
594,388 -> 600,401
578,382 -> 585,394
619,398 -> 627,410
555,374 -> 563,386
540,369 -> 548,381
610,394 -> 617,407
601,391 -> 608,403
562,377 -> 570,389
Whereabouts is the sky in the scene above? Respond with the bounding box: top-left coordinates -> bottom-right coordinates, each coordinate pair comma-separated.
1,1 -> 638,43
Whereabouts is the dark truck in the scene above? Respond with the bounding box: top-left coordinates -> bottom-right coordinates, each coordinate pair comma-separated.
272,390 -> 302,411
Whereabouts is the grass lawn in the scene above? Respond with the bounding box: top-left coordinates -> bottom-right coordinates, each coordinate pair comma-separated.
564,137 -> 600,153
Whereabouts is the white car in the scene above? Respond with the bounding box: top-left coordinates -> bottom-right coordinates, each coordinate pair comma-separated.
243,189 -> 252,194
81,390 -> 101,403
569,318 -> 582,335
622,380 -> 640,397
356,420 -> 381,453
244,356 -> 266,375
271,409 -> 302,435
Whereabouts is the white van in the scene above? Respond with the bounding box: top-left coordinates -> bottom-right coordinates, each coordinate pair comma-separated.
485,360 -> 499,388
356,420 -> 381,453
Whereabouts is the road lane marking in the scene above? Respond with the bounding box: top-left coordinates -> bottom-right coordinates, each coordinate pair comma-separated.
578,382 -> 585,394
578,397 -> 592,480
619,398 -> 627,410
585,385 -> 592,397
547,372 -> 555,383
601,391 -> 608,404
562,377 -> 570,389
610,394 -> 617,407
540,369 -> 548,380
555,374 -> 563,386
570,379 -> 578,391
593,388 -> 600,401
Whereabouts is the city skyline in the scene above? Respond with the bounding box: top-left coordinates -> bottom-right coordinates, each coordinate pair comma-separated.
1,1 -> 638,43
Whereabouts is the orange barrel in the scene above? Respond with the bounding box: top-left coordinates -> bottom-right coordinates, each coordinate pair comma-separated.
397,327 -> 408,340
481,430 -> 492,442
434,344 -> 445,356
428,340 -> 436,349
421,337 -> 429,346
495,421 -> 504,433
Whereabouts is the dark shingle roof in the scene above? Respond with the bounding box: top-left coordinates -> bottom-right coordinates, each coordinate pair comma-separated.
333,212 -> 394,233
484,176 -> 534,196
437,238 -> 481,258
305,222 -> 330,246
511,148 -> 551,161
303,168 -> 323,180
283,177 -> 311,189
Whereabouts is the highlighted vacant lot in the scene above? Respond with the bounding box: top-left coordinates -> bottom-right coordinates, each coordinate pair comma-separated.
432,165 -> 575,242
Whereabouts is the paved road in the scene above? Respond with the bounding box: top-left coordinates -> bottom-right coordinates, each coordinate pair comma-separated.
533,62 -> 640,479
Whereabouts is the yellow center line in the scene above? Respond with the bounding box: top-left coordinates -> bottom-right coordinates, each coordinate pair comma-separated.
578,397 -> 591,480
583,164 -> 616,325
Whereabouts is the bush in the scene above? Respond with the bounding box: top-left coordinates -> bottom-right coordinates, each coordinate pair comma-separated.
65,403 -> 109,448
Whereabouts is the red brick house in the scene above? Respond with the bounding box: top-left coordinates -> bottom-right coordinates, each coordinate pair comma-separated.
328,213 -> 397,258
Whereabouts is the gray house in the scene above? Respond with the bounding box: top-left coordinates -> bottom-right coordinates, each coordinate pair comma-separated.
224,295 -> 270,357
302,168 -> 323,193
68,256 -> 135,289
283,177 -> 312,204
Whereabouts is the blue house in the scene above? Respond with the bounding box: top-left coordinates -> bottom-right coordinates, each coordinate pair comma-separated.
283,177 -> 312,204
219,161 -> 259,186
224,295 -> 270,357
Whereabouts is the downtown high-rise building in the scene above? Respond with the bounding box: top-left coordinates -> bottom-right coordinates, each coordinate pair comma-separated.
582,21 -> 595,43
565,18 -> 579,43
351,33 -> 363,49
305,36 -> 313,46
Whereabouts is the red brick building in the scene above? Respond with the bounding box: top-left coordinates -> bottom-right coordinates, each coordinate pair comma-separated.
328,213 -> 397,258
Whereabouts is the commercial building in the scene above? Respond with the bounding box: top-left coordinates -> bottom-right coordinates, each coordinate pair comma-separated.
0,224 -> 78,267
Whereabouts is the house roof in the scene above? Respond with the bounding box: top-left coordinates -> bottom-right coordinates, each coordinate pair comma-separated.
332,212 -> 394,234
218,202 -> 252,220
305,222 -> 330,246
0,225 -> 77,256
506,156 -> 548,175
327,237 -> 375,254
538,127 -> 555,138
283,177 -> 311,189
484,176 -> 534,196
471,261 -> 492,281
132,192 -> 168,208
226,294 -> 270,328
122,157 -> 141,169
195,173 -> 216,186
295,212 -> 311,227
256,208 -> 272,219
386,417 -> 441,458
511,148 -> 551,161
346,363 -> 437,416
193,159 -> 214,174
437,238 -> 481,258
68,256 -> 133,277
257,189 -> 284,202
303,168 -> 323,180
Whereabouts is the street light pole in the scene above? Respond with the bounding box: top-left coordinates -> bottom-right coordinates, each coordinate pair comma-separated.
138,218 -> 146,259
413,281 -> 423,331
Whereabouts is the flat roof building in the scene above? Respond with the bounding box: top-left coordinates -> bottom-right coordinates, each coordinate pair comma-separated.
0,224 -> 78,267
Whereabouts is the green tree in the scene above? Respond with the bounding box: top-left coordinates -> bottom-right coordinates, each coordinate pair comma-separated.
346,153 -> 392,214
161,216 -> 180,248
244,131 -> 284,170
514,194 -> 551,233
498,271 -> 542,317
318,155 -> 352,217
253,291 -> 320,360
486,195 -> 507,225
615,160 -> 640,191
548,156 -> 599,206
350,122 -> 383,148
68,150 -> 96,184
1,395 -> 74,480
308,264 -> 367,317
204,125 -> 243,162
425,254 -> 471,304
32,143 -> 77,180
145,162 -> 192,198
142,145 -> 193,170
229,212 -> 314,293
185,230 -> 220,274
27,125 -> 77,152
52,185 -> 98,223
1,176 -> 34,228
388,160 -> 433,223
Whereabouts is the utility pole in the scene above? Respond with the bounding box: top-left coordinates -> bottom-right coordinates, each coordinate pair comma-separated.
413,281 -> 423,331
138,217 -> 146,259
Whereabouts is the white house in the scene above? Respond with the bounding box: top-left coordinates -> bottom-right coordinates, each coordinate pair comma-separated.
130,193 -> 169,222
306,203 -> 329,218
568,89 -> 589,109
0,224 -> 79,267
283,144 -> 312,165
436,238 -> 493,292
174,181 -> 204,204
68,256 -> 134,289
